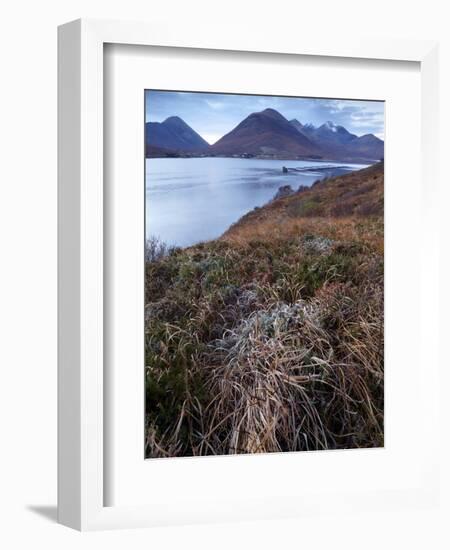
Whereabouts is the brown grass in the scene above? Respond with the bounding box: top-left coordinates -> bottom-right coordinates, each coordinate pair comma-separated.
144,163 -> 384,458
223,216 -> 384,256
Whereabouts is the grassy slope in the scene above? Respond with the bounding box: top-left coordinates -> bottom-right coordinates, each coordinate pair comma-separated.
145,162 -> 384,458
223,161 -> 383,242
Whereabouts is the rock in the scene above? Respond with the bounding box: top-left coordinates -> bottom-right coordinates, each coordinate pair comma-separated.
272,185 -> 294,201
297,185 -> 309,194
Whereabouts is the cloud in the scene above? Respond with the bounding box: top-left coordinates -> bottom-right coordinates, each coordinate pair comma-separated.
205,99 -> 226,110
257,96 -> 280,107
350,109 -> 384,131
323,99 -> 352,113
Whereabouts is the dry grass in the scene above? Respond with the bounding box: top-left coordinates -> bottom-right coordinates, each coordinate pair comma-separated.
144,164 -> 384,458
223,216 -> 384,256
202,282 -> 383,454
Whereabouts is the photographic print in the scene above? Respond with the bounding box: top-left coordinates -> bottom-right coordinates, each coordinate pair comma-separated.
145,91 -> 384,458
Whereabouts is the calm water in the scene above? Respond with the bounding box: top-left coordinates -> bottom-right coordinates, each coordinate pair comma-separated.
145,157 -> 368,247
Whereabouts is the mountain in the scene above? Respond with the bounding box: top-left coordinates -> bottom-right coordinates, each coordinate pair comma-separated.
289,119 -> 383,161
289,118 -> 305,134
346,134 -> 384,160
145,116 -> 209,152
312,121 -> 358,146
290,119 -> 360,147
209,108 -> 322,158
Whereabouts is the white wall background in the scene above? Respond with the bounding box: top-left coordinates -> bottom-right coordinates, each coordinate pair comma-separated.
0,1 -> 448,547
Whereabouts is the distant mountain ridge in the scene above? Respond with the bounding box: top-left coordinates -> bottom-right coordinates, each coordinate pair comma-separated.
146,109 -> 384,162
289,118 -> 384,161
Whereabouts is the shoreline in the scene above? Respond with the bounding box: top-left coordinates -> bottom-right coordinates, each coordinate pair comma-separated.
146,154 -> 379,164
145,162 -> 377,250
144,162 -> 385,274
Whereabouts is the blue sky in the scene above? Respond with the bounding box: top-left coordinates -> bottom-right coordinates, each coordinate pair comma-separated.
145,90 -> 385,145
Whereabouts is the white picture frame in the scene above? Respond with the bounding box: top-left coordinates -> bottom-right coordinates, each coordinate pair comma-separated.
58,18 -> 440,531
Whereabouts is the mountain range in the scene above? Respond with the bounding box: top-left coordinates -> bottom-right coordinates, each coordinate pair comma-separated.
146,108 -> 384,162
289,118 -> 384,161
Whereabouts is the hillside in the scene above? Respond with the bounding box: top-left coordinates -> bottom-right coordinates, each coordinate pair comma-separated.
223,161 -> 384,241
145,163 -> 384,458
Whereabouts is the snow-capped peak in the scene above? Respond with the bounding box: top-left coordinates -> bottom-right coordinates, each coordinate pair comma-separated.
324,121 -> 338,132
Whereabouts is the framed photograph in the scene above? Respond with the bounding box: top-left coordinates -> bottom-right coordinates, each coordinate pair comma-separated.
58,18 -> 440,530
143,89 -> 385,461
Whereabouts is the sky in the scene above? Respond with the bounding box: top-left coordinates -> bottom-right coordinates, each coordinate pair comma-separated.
145,90 -> 385,145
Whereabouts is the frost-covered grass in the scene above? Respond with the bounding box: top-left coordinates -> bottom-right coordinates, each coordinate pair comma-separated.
144,217 -> 384,458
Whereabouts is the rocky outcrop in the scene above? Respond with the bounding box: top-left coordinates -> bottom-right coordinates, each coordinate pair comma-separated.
272,185 -> 294,201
